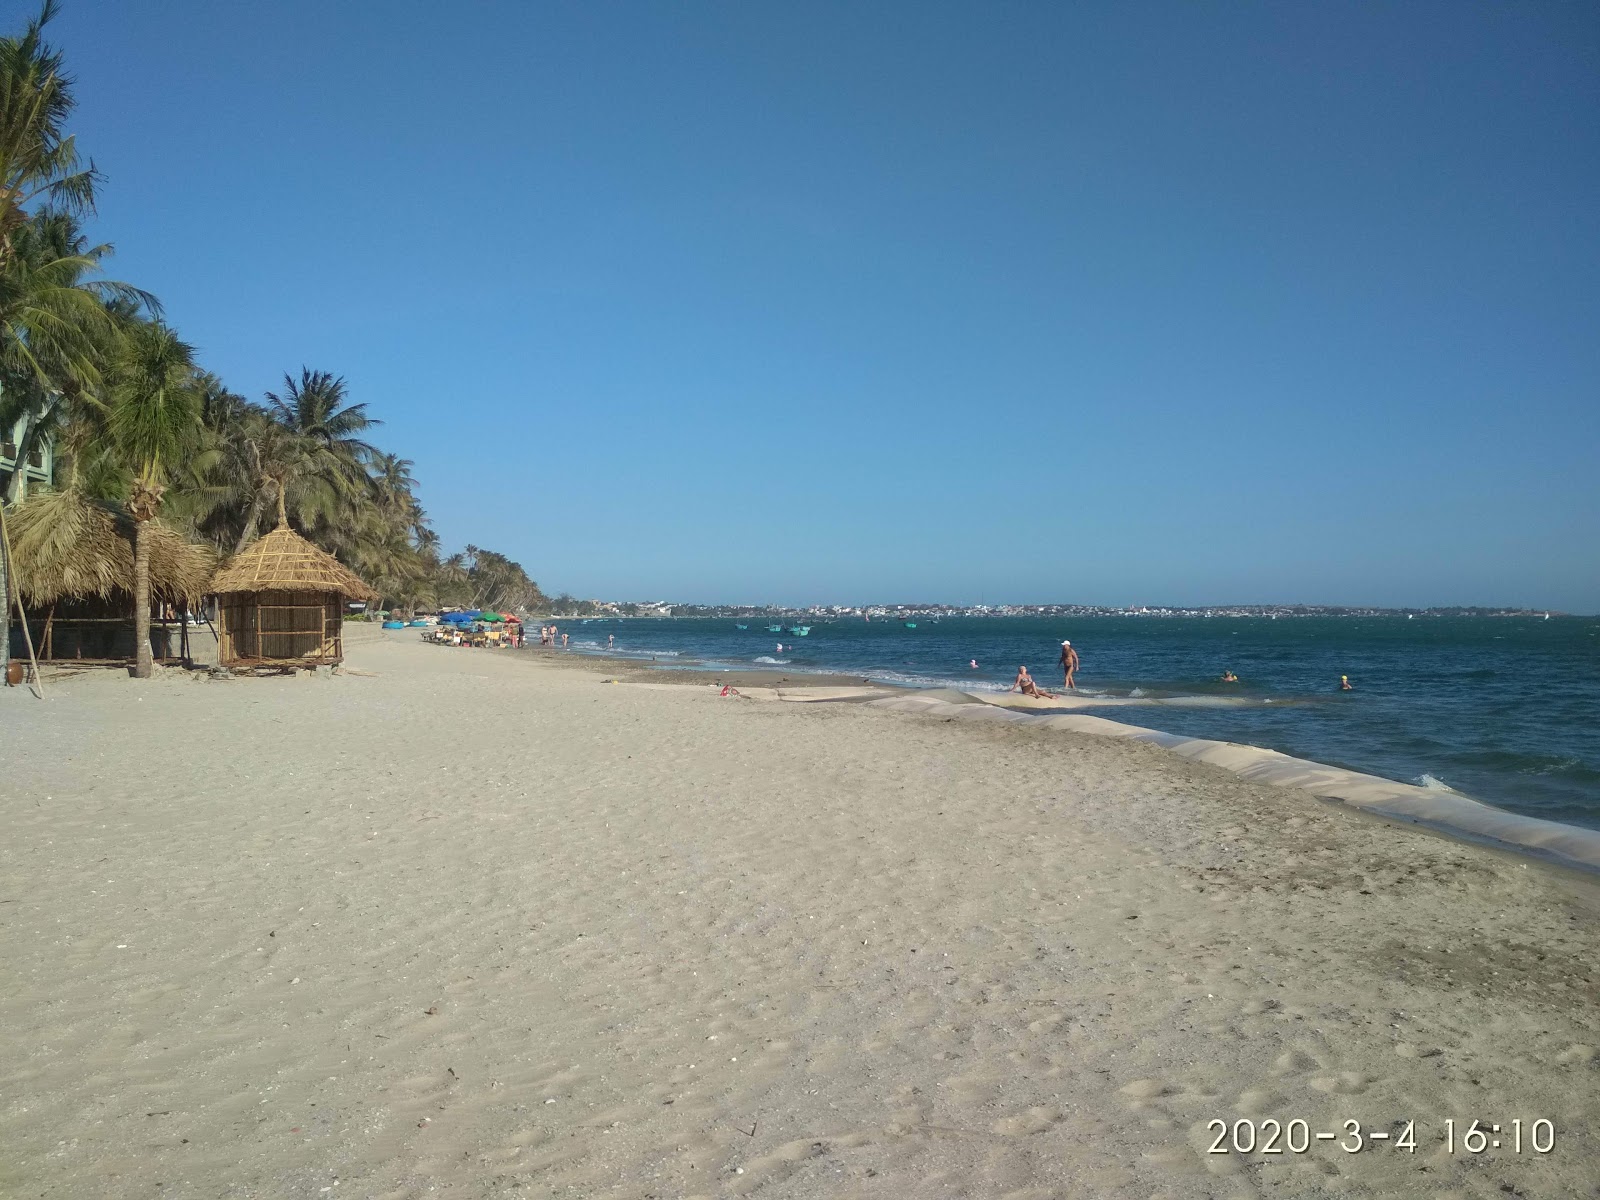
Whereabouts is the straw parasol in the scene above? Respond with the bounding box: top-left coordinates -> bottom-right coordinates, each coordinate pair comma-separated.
6,487 -> 216,607
209,503 -> 377,668
210,524 -> 378,600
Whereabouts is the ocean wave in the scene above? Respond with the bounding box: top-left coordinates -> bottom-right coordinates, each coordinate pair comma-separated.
865,669 -> 1011,693
753,656 -> 792,664
1416,774 -> 1457,792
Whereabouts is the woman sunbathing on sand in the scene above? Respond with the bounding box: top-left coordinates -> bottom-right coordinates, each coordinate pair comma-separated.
1009,666 -> 1055,699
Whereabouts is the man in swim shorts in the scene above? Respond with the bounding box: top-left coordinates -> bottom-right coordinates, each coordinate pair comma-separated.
1059,640 -> 1079,690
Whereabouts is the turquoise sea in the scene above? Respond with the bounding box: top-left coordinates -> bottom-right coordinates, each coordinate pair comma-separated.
561,614 -> 1600,833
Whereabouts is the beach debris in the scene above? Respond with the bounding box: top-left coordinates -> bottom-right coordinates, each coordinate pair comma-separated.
424,1006 -> 439,1015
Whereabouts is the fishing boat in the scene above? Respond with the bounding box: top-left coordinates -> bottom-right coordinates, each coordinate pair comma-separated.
903,621 -> 917,629
766,624 -> 783,633
788,626 -> 810,636
735,623 -> 748,630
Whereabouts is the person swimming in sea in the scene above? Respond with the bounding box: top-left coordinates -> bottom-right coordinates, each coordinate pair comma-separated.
969,659 -> 979,669
1010,665 -> 1056,699
1221,671 -> 1238,683
1340,674 -> 1354,691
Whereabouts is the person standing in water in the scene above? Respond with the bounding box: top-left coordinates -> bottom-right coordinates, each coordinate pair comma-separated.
1340,675 -> 1354,691
1059,640 -> 1080,690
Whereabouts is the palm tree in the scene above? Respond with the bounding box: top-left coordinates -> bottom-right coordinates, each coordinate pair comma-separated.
0,1 -> 99,269
368,452 -> 419,526
265,368 -> 377,466
104,321 -> 199,677
0,211 -> 145,503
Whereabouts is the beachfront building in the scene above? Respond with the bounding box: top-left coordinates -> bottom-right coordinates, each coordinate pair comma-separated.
209,513 -> 376,669
4,488 -> 216,662
1,417 -> 54,501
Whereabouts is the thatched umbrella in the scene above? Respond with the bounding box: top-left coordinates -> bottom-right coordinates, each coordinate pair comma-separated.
209,509 -> 377,668
4,488 -> 217,661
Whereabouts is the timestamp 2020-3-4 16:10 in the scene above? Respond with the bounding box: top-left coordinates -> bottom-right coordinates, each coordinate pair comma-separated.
1206,1118 -> 1556,1156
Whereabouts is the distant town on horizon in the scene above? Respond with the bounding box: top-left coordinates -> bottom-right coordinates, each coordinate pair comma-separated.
531,599 -> 1573,620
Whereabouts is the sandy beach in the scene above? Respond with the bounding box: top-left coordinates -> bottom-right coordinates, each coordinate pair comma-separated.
3,631 -> 1596,1199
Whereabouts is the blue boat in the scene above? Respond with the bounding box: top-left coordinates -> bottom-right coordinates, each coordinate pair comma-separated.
767,624 -> 783,632
788,626 -> 810,636
903,621 -> 917,629
735,623 -> 749,630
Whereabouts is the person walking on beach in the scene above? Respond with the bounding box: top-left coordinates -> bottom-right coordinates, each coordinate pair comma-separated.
1059,640 -> 1079,690
1010,665 -> 1056,699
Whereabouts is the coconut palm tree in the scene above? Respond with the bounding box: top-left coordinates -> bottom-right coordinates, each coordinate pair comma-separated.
0,211 -> 145,503
265,368 -> 377,469
103,321 -> 200,677
0,1 -> 99,269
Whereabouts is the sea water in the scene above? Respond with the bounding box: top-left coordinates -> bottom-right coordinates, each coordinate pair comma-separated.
562,615 -> 1600,833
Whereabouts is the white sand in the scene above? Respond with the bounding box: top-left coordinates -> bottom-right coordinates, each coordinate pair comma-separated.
3,632 -> 1597,1198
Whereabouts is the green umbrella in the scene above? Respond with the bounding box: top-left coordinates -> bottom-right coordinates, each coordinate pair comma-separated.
478,611 -> 504,622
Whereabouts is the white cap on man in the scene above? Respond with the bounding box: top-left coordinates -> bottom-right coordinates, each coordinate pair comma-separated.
1062,640 -> 1071,646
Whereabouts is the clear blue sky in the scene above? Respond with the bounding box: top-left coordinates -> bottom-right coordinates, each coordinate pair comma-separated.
56,1 -> 1600,610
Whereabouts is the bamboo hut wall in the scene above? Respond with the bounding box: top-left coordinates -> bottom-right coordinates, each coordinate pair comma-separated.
8,595 -> 186,662
217,589 -> 344,665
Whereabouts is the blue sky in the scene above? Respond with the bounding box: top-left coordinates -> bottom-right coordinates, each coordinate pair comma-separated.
55,1 -> 1600,609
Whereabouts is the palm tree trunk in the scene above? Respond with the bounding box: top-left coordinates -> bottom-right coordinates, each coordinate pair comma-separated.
3,412 -> 37,504
132,518 -> 152,678
232,483 -> 275,554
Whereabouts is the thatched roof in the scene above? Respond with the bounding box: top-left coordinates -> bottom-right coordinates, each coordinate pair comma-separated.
4,488 -> 218,607
211,521 -> 377,601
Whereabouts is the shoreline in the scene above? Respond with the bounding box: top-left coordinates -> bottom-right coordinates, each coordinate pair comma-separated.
4,632 -> 1597,1196
515,638 -> 1600,876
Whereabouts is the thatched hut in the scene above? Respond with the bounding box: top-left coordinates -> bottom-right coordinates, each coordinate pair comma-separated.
209,518 -> 376,668
4,488 -> 217,662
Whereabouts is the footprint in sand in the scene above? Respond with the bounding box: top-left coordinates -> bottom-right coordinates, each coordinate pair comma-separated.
1309,1071 -> 1369,1095
1236,1087 -> 1285,1114
991,1106 -> 1062,1136
1117,1078 -> 1170,1110
1272,1048 -> 1320,1075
